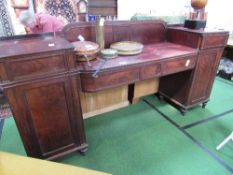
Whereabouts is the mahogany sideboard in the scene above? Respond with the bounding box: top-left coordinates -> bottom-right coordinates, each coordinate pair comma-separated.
0,20 -> 229,159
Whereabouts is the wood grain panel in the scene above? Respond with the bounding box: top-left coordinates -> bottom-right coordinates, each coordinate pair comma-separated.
113,26 -> 132,42
159,70 -> 193,106
167,28 -> 201,48
201,34 -> 228,49
8,55 -> 66,80
25,82 -> 74,154
132,78 -> 159,104
88,0 -> 117,7
0,63 -> 8,83
140,63 -> 161,79
88,7 -> 117,16
62,20 -> 167,46
190,49 -> 218,103
80,85 -> 128,118
88,0 -> 117,17
63,25 -> 95,43
80,68 -> 140,92
162,56 -> 196,75
104,27 -> 114,48
132,24 -> 166,44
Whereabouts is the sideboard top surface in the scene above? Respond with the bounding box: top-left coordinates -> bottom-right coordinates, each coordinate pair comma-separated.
168,26 -> 229,35
77,42 -> 198,72
0,35 -> 73,59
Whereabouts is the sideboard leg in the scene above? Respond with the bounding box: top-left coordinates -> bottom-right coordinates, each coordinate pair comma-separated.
202,101 -> 208,109
180,108 -> 187,116
79,147 -> 88,156
0,118 -> 5,140
157,94 -> 164,101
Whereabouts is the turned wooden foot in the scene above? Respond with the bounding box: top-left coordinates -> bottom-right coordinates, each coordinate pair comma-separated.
132,98 -> 140,104
157,94 -> 164,101
180,108 -> 187,116
79,147 -> 88,156
202,101 -> 208,109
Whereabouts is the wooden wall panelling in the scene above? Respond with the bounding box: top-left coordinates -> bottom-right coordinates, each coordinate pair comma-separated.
88,0 -> 117,17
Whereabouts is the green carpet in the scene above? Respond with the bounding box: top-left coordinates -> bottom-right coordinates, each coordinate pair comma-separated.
187,112 -> 233,167
144,77 -> 233,127
0,117 -> 26,156
0,100 -> 230,174
56,102 -> 231,175
0,77 -> 233,175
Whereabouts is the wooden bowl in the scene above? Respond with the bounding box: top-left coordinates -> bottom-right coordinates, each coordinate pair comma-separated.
191,0 -> 208,10
72,41 -> 99,61
75,54 -> 97,62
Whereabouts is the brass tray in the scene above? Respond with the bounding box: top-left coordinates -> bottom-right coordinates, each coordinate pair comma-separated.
100,49 -> 118,59
110,41 -> 143,55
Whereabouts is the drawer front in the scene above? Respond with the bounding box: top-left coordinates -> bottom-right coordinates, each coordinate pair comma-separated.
162,56 -> 196,75
140,63 -> 161,80
81,68 -> 140,92
201,34 -> 228,49
7,55 -> 66,80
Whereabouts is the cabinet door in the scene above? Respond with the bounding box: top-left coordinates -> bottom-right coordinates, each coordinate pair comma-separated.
13,76 -> 85,159
189,49 -> 221,105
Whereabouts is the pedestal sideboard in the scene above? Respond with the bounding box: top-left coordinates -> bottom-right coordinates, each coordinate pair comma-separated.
0,20 -> 228,159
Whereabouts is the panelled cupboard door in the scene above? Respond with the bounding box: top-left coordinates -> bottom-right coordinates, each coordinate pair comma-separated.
13,76 -> 83,159
189,49 -> 220,104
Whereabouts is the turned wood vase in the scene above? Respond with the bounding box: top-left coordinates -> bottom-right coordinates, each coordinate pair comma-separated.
191,0 -> 208,10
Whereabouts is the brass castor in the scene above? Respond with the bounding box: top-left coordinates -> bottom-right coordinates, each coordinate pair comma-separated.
157,94 -> 164,101
180,108 -> 187,116
79,147 -> 88,156
202,102 -> 208,109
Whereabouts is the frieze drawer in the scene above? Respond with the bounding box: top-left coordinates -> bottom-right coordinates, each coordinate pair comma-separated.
140,63 -> 161,80
201,34 -> 228,49
162,56 -> 196,75
80,68 -> 140,92
6,55 -> 66,80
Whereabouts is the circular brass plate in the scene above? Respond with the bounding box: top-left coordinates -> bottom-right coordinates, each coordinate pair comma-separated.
110,41 -> 143,55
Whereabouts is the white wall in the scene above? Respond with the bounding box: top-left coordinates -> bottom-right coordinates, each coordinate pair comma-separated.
206,0 -> 233,32
118,0 -> 189,20
118,0 -> 233,32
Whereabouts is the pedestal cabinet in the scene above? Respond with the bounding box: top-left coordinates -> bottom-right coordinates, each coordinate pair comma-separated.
159,27 -> 229,114
0,35 -> 87,159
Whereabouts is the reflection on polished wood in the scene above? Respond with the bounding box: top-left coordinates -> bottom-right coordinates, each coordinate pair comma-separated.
0,20 -> 229,160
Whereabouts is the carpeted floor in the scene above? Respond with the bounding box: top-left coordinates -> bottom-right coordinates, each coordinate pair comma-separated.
1,76 -> 233,175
